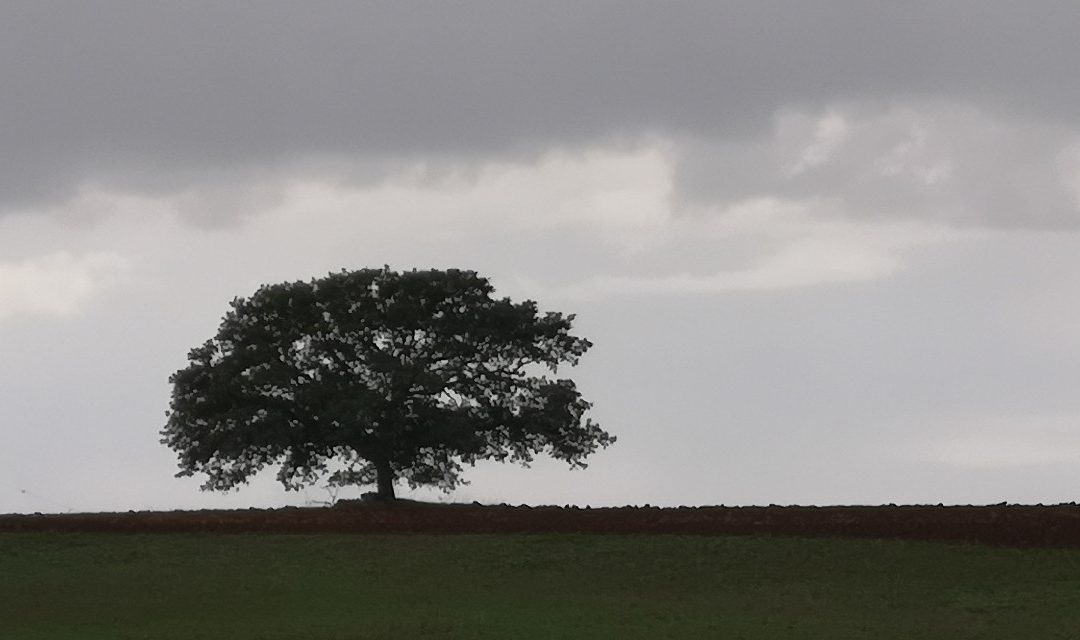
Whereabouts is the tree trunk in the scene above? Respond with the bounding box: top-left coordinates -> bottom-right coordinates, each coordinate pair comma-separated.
375,458 -> 396,501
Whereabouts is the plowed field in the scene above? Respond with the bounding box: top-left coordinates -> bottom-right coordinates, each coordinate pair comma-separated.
5,502 -> 1080,548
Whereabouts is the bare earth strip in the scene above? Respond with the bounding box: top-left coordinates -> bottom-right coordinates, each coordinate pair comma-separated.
3,503 -> 1080,548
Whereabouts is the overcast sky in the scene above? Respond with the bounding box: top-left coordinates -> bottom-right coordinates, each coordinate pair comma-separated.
6,2 -> 1080,513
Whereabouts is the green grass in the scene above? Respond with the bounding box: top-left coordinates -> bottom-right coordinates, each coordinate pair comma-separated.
3,533 -> 1080,639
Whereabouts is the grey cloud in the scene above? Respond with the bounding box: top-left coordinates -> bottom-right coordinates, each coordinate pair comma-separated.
673,104 -> 1080,228
4,2 -> 1080,221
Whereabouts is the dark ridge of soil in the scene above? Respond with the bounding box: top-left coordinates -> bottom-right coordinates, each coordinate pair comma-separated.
4,503 -> 1080,548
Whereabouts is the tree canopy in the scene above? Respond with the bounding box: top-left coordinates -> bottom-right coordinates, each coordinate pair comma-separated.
162,267 -> 613,500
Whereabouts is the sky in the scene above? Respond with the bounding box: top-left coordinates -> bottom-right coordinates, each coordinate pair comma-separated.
5,2 -> 1080,513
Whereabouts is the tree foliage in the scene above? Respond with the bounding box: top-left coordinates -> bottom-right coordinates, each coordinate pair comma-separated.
162,267 -> 613,499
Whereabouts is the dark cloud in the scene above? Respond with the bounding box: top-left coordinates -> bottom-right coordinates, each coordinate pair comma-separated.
672,104 -> 1080,228
4,2 -> 1080,219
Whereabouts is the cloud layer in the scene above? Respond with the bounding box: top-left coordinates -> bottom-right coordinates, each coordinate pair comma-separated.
674,104 -> 1080,228
5,2 -> 1080,228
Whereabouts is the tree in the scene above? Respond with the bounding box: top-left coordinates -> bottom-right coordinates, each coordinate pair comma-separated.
162,267 -> 614,501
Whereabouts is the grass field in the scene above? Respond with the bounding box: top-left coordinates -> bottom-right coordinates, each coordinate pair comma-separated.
3,533 -> 1080,639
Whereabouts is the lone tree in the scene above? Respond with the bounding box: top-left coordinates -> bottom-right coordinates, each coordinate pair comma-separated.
162,267 -> 613,501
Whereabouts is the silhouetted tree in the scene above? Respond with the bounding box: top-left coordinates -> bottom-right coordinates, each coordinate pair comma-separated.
162,267 -> 613,501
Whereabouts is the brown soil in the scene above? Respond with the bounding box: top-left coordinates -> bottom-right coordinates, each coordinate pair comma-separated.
4,503 -> 1080,548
